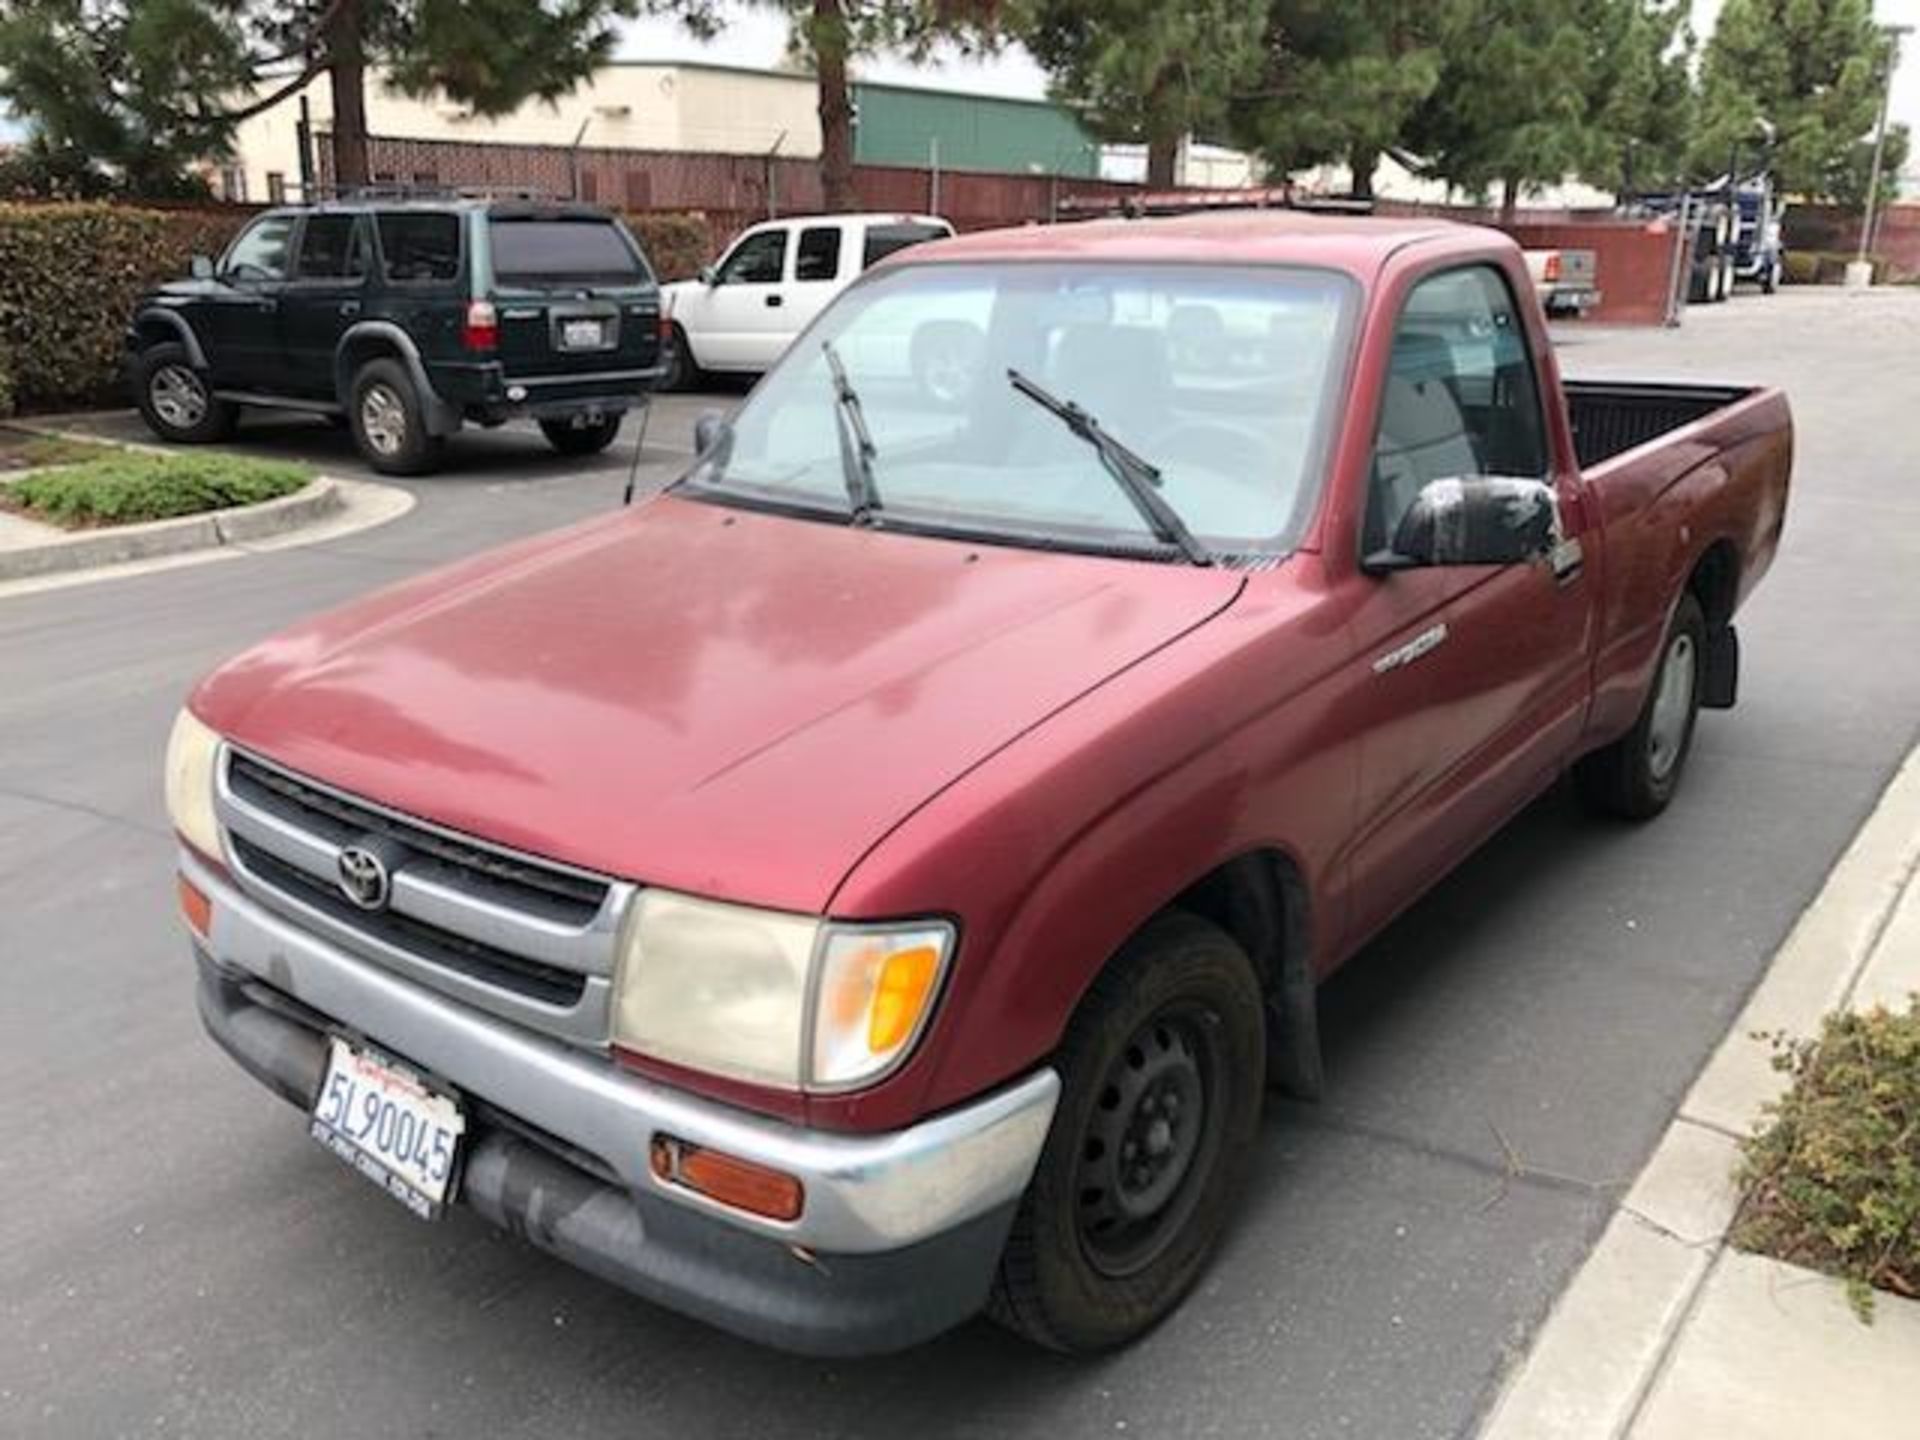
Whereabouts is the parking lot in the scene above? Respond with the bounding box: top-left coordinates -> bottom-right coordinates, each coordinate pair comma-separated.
4,288 -> 1919,1439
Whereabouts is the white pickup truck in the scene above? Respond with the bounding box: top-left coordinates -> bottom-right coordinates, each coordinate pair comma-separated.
660,212 -> 952,388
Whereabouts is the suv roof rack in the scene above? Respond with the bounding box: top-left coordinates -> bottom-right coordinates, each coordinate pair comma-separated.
1057,186 -> 1376,220
299,183 -> 562,204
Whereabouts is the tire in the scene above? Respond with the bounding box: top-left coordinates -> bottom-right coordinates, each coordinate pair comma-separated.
1763,258 -> 1781,295
658,323 -> 704,393
348,358 -> 444,476
130,342 -> 234,444
539,414 -> 623,457
988,912 -> 1265,1353
1576,592 -> 1706,821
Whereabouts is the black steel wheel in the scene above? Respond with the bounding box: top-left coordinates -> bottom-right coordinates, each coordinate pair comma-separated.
989,912 -> 1265,1353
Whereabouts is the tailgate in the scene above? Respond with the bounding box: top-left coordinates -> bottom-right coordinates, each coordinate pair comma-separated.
486,214 -> 661,384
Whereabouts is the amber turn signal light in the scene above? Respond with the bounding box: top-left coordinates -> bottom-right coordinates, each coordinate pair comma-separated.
649,1135 -> 804,1222
178,874 -> 212,938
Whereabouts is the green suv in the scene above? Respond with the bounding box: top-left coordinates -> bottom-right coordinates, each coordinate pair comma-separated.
125,197 -> 664,475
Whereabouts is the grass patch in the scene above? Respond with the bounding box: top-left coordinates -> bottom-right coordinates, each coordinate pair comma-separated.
1733,1000 -> 1920,1321
0,450 -> 311,528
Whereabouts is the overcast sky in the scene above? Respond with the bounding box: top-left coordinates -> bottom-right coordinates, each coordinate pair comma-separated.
622,0 -> 1920,180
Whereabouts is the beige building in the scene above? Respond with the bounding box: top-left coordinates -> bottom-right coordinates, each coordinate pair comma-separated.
221,61 -> 824,202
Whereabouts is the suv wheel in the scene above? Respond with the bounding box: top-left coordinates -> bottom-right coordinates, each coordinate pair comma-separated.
539,415 -> 623,457
132,343 -> 234,444
349,359 -> 444,476
989,913 -> 1265,1353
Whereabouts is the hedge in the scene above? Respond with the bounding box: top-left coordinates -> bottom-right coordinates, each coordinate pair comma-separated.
625,211 -> 717,282
0,202 -> 249,414
1782,249 -> 1891,286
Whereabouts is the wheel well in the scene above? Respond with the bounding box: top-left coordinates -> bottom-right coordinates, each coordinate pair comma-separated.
335,336 -> 402,399
1687,539 -> 1739,629
131,317 -> 180,354
1170,849 -> 1322,1099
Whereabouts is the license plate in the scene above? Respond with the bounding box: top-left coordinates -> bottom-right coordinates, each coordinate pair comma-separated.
560,318 -> 605,350
310,1036 -> 465,1220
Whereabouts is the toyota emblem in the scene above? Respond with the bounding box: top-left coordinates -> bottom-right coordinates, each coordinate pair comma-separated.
336,844 -> 391,911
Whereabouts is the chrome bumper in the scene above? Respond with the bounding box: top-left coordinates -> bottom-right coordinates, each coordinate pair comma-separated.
183,848 -> 1058,1256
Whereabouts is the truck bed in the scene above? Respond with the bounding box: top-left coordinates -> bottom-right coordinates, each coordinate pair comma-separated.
1565,380 -> 1756,468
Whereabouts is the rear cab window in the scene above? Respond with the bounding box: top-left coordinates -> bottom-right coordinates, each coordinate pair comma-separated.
375,211 -> 461,284
862,222 -> 952,271
795,226 -> 843,283
489,216 -> 651,288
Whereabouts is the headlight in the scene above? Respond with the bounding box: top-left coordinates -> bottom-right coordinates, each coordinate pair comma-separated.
612,889 -> 954,1092
164,708 -> 223,860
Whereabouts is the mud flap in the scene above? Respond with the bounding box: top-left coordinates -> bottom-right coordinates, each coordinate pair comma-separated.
1702,624 -> 1740,709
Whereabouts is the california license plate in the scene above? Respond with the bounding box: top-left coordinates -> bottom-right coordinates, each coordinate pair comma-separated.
310,1036 -> 465,1219
560,318 -> 605,350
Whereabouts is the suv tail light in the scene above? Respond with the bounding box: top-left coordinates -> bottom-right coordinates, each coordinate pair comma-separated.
1543,253 -> 1563,283
462,300 -> 498,352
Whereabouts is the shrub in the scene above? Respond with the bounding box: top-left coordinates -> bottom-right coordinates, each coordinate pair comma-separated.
2,451 -> 310,527
1733,1000 -> 1920,1320
0,201 -> 251,413
1781,249 -> 1891,285
625,211 -> 717,282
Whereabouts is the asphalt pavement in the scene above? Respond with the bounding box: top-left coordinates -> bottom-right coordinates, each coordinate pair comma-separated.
4,290 -> 1919,1439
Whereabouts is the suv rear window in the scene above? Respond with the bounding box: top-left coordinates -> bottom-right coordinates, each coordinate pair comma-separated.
863,223 -> 950,270
489,218 -> 647,284
376,212 -> 460,283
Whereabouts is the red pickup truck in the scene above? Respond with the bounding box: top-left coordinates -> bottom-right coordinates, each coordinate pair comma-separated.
167,214 -> 1791,1356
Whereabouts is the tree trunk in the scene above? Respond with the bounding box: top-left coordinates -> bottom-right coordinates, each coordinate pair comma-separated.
1499,173 -> 1520,223
1348,144 -> 1378,201
1147,134 -> 1179,188
813,0 -> 856,212
327,0 -> 369,191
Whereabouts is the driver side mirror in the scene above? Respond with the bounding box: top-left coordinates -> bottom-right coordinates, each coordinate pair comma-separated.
693,409 -> 728,456
1364,476 -> 1560,574
190,254 -> 214,280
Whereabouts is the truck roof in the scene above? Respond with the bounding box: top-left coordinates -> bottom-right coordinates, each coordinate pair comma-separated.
909,211 -> 1491,275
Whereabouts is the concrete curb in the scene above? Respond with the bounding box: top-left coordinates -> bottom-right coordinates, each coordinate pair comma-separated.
1479,742 -> 1920,1439
0,476 -> 344,582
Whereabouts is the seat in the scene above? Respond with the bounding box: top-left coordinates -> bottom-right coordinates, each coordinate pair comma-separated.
1368,335 -> 1480,551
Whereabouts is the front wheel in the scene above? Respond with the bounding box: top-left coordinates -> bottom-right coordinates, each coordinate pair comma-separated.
539,415 -> 622,457
989,912 -> 1265,1353
1576,592 -> 1706,820
131,343 -> 234,444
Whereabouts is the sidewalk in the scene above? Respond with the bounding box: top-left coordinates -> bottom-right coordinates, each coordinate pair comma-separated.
1481,745 -> 1920,1439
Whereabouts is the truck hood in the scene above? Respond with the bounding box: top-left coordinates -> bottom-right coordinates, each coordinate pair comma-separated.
194,496 -> 1243,912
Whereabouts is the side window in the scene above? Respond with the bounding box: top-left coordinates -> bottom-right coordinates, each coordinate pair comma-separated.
375,212 -> 461,283
1367,265 -> 1550,552
221,215 -> 297,283
794,226 -> 841,283
715,229 -> 787,285
293,214 -> 367,281
862,222 -> 949,269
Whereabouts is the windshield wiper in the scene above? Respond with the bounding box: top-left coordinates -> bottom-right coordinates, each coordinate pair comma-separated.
822,339 -> 880,522
1004,368 -> 1211,566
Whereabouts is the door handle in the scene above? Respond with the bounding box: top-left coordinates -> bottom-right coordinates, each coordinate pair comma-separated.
765,294 -> 784,308
339,300 -> 360,317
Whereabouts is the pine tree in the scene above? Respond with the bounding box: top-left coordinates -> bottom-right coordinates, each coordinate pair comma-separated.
1021,0 -> 1267,188
0,0 -> 643,193
1692,0 -> 1904,202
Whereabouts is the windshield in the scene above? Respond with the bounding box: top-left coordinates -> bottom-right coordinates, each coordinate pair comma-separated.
683,261 -> 1354,558
489,218 -> 648,285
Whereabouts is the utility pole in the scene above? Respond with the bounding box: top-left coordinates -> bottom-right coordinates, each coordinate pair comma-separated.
1856,24 -> 1913,278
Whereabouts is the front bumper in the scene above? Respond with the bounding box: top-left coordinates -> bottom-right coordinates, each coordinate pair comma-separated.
185,851 -> 1058,1354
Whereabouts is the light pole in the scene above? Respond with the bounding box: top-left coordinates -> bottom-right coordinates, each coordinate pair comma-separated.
1856,23 -> 1914,278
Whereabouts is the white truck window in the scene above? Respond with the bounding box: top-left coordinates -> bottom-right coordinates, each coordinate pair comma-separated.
795,227 -> 842,283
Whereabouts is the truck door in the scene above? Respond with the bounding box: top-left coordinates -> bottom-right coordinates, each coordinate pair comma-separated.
1346,262 -> 1597,939
696,226 -> 792,370
277,212 -> 371,399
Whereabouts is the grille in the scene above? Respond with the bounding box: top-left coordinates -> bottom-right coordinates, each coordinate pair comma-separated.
228,752 -> 607,926
231,835 -> 589,1008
